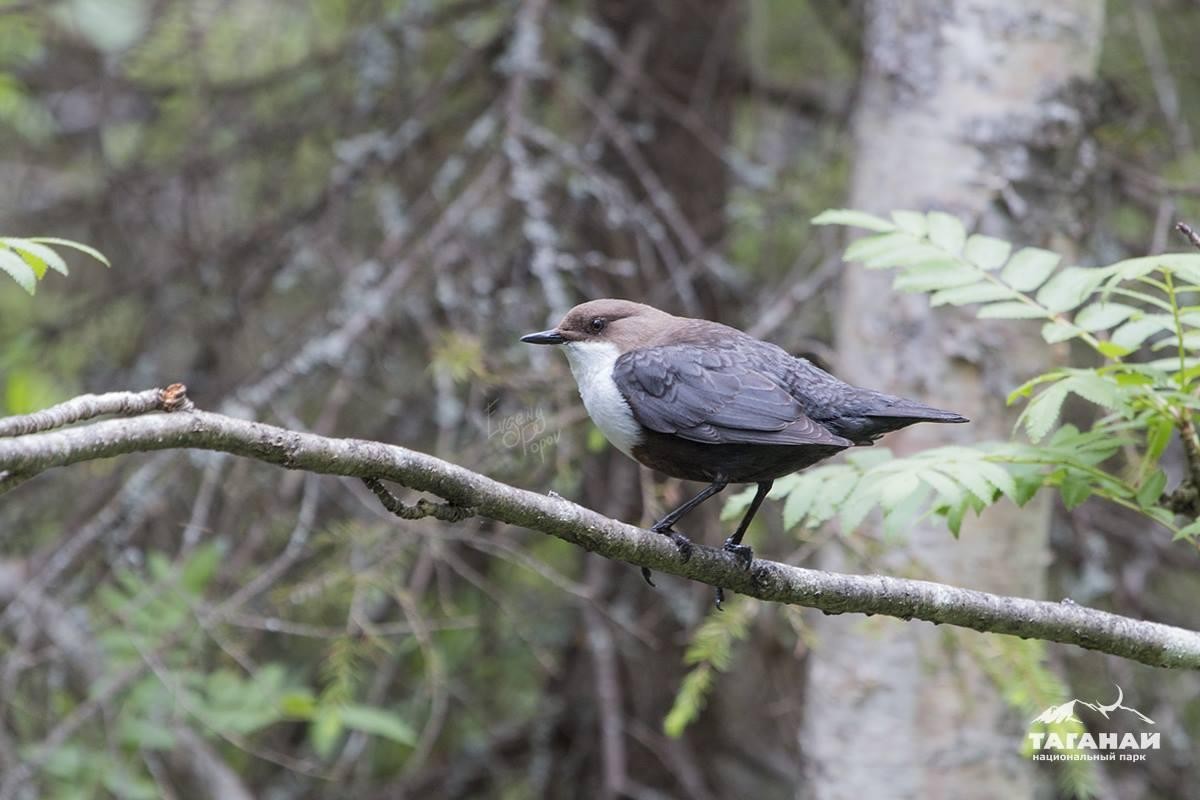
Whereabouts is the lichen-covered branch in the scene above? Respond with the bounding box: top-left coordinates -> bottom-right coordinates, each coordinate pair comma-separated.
2,390 -> 1199,670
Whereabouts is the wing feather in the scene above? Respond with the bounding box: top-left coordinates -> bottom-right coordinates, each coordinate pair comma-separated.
613,344 -> 851,448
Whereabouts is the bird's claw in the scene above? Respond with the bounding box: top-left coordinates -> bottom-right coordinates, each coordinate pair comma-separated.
714,586 -> 725,610
722,539 -> 753,570
641,527 -> 694,588
667,531 -> 694,562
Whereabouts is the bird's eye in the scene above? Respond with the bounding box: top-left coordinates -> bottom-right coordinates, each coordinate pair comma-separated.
589,317 -> 606,333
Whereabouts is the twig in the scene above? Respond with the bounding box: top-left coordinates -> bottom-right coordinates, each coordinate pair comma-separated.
1175,221 -> 1200,252
363,477 -> 476,522
1157,230 -> 1200,518
1,391 -> 1200,669
0,383 -> 191,438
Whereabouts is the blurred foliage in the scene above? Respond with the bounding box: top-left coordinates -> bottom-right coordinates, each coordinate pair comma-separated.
739,208 -> 1200,543
662,598 -> 756,738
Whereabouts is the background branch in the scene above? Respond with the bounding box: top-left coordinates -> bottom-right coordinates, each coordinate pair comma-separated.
2,389 -> 1199,671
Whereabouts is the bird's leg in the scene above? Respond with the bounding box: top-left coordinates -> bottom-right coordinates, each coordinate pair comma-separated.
723,480 -> 772,568
640,479 -> 727,586
711,481 -> 772,608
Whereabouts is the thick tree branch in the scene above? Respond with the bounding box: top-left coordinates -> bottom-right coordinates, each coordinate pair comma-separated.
2,391 -> 1200,670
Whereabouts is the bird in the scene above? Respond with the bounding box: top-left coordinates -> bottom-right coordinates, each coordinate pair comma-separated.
521,298 -> 967,603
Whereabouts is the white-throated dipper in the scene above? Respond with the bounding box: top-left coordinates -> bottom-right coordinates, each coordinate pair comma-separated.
522,299 -> 967,602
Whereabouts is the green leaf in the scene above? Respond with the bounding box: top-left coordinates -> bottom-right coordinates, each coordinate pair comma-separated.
3,242 -> 43,278
1074,301 -> 1137,332
950,463 -> 997,504
1145,416 -> 1173,464
1112,317 -> 1170,350
1000,247 -> 1060,291
1036,266 -> 1103,313
1059,474 -> 1092,510
1064,373 -> 1122,411
844,232 -> 914,264
279,691 -> 318,718
1173,520 -> 1200,541
782,477 -> 818,529
890,210 -> 927,236
1096,341 -> 1131,358
720,486 -> 756,521
977,301 -> 1048,320
1007,370 -> 1068,404
882,487 -> 929,538
930,282 -> 1016,307
1010,470 -> 1043,507
339,704 -> 418,746
893,261 -> 978,292
1041,321 -> 1082,344
27,236 -> 111,267
807,467 -> 859,525
812,209 -> 896,231
1136,469 -> 1167,509
844,448 -> 895,470
0,247 -> 36,294
945,500 -> 966,537
878,471 -> 920,508
4,238 -> 68,276
974,461 -> 1018,499
926,211 -> 966,254
663,664 -> 713,737
860,242 -> 948,269
1023,382 -> 1070,442
838,484 -> 880,533
918,468 -> 965,504
963,234 -> 1012,271
310,707 -> 344,759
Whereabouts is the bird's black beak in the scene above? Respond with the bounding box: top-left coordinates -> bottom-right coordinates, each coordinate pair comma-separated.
520,329 -> 565,345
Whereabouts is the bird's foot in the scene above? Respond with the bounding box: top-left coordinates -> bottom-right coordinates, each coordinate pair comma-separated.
714,586 -> 726,610
722,539 -> 753,570
641,526 -> 694,588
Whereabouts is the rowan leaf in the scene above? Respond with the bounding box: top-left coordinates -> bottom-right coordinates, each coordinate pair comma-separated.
812,209 -> 897,232
1000,247 -> 1060,291
963,234 -> 1011,271
0,247 -> 36,294
927,211 -> 966,255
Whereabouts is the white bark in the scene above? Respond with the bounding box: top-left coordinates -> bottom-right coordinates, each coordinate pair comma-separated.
801,3 -> 1106,799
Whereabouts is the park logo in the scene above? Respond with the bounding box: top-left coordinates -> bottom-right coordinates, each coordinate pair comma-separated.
1028,685 -> 1159,762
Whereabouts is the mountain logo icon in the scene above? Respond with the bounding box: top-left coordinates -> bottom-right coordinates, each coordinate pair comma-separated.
1031,684 -> 1154,727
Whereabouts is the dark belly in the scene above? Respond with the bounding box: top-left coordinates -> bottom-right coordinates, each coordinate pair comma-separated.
631,430 -> 848,484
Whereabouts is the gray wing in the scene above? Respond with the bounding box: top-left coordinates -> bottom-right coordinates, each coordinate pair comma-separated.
612,344 -> 851,447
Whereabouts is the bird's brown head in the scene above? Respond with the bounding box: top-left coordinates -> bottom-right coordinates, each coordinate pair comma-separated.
520,299 -> 674,352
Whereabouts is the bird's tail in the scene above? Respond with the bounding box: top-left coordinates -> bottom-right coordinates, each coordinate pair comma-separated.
851,393 -> 968,442
872,399 -> 968,425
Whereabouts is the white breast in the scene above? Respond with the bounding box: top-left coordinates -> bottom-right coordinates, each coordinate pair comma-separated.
562,341 -> 643,458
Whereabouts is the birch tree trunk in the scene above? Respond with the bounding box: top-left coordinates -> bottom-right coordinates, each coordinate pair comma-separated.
800,3 -> 1106,799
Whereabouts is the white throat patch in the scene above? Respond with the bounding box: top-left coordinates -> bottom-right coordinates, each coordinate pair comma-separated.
562,341 -> 642,457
